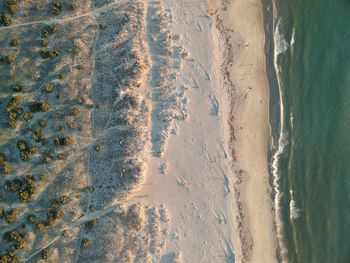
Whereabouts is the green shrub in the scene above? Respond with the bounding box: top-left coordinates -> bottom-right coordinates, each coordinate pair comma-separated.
39,173 -> 48,182
33,127 -> 46,142
8,4 -> 18,15
60,195 -> 69,205
6,96 -> 22,112
0,162 -> 13,174
1,13 -> 13,26
36,221 -> 48,233
59,72 -> 66,80
52,3 -> 62,15
0,206 -> 4,218
68,3 -> 76,11
81,238 -> 91,249
10,38 -> 19,46
6,54 -> 16,64
41,38 -> 49,47
40,50 -> 61,59
19,175 -> 37,202
42,248 -> 53,260
6,208 -> 19,224
23,112 -> 33,121
27,214 -> 37,224
39,119 -> 47,127
0,152 -> 6,163
42,24 -> 58,36
5,179 -> 22,191
85,218 -> 98,229
95,144 -> 101,152
6,0 -> 21,5
71,107 -> 80,115
44,83 -> 54,93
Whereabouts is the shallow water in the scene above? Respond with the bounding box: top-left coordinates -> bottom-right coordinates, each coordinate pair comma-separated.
273,0 -> 350,262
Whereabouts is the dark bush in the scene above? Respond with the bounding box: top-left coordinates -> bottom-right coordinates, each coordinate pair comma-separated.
81,238 -> 91,249
54,136 -> 73,147
29,101 -> 50,112
12,83 -> 26,92
52,3 -> 62,15
1,13 -> 13,26
10,38 -> 19,46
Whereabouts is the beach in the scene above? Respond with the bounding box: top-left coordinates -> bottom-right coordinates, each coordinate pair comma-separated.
0,0 -> 278,262
133,0 -> 278,262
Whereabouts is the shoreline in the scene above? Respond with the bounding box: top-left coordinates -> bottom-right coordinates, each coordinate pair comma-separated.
210,0 -> 280,261
261,0 -> 285,261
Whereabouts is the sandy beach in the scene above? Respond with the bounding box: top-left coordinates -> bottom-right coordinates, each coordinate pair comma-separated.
133,0 -> 278,262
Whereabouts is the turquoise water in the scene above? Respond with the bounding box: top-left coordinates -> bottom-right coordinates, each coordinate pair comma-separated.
273,0 -> 350,262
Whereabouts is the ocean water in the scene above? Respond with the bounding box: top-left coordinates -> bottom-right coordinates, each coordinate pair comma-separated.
272,0 -> 350,262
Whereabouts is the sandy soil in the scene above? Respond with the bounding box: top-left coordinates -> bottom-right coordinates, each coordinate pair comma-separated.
133,0 -> 278,262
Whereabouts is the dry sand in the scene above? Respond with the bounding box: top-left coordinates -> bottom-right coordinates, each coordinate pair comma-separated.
132,0 -> 278,262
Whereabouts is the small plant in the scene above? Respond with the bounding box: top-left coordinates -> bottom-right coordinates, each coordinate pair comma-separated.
8,4 -> 18,15
71,107 -> 80,116
36,221 -> 48,233
60,195 -> 69,205
5,179 -> 22,191
94,144 -> 101,152
29,101 -> 50,112
39,173 -> 48,182
42,24 -> 58,36
41,38 -> 49,47
12,83 -> 26,92
44,155 -> 53,164
6,54 -> 16,64
99,23 -> 107,30
68,3 -> 76,11
27,214 -> 37,224
59,72 -> 66,80
6,208 -> 19,224
1,13 -> 13,26
6,96 -> 22,112
19,175 -> 37,202
33,127 -> 46,142
50,198 -> 60,209
0,162 -> 13,174
44,83 -> 54,93
39,119 -> 47,127
57,152 -> 67,160
54,136 -> 73,147
81,238 -> 91,249
85,218 -> 98,229
10,38 -> 19,47
62,230 -> 69,238
76,96 -> 84,104
0,152 -> 13,174
42,248 -> 53,260
17,140 -> 38,161
4,229 -> 27,250
40,49 -> 61,59
0,152 -> 6,163
0,206 -> 4,218
23,112 -> 33,121
52,3 -> 62,15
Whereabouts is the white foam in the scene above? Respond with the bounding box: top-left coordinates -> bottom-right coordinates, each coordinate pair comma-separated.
271,9 -> 289,262
289,190 -> 301,220
274,19 -> 289,54
290,28 -> 296,47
